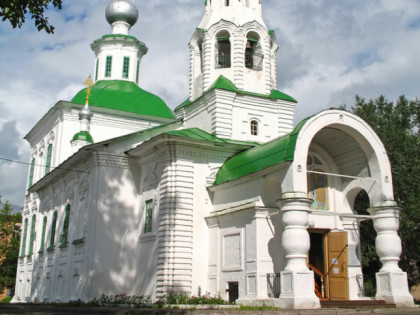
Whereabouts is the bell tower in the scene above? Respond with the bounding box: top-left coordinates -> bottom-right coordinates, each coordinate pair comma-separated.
189,0 -> 278,101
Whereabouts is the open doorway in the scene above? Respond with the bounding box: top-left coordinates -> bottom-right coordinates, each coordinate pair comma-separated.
308,229 -> 350,301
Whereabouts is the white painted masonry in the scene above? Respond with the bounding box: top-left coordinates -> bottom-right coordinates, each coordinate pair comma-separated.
13,0 -> 414,309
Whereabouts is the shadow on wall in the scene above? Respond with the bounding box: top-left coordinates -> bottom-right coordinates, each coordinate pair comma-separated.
90,162 -> 157,299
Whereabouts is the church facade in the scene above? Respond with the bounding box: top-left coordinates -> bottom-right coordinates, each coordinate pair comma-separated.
12,0 -> 414,309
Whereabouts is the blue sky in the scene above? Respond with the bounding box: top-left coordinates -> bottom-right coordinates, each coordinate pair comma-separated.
1,0 -> 420,205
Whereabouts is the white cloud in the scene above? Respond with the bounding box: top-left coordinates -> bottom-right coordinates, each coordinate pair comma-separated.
0,0 -> 419,204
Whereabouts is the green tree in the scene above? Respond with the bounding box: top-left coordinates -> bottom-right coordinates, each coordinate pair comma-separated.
346,95 -> 420,286
0,197 -> 22,293
0,0 -> 64,34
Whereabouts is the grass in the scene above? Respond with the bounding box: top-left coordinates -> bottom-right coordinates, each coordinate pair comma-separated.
0,296 -> 12,304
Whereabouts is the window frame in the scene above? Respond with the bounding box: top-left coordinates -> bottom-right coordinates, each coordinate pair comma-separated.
250,120 -> 259,136
49,211 -> 58,249
135,60 -> 140,84
60,204 -> 71,246
45,144 -> 52,175
39,216 -> 47,252
20,218 -> 28,257
105,56 -> 112,77
122,56 -> 130,79
28,158 -> 35,188
144,200 -> 153,233
28,214 -> 36,255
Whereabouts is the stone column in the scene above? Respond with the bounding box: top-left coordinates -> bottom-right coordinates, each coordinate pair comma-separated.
276,192 -> 320,309
369,202 -> 414,307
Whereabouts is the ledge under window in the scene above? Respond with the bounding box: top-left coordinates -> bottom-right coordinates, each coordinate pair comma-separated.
72,238 -> 85,246
59,242 -> 69,249
46,246 -> 55,252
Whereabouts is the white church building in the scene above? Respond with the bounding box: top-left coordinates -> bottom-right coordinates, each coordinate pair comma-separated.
13,0 -> 414,309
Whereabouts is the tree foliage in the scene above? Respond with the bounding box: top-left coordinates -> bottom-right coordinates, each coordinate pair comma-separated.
346,95 -> 420,285
0,0 -> 63,34
0,197 -> 22,292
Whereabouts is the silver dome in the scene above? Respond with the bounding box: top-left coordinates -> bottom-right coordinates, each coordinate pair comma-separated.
105,0 -> 139,27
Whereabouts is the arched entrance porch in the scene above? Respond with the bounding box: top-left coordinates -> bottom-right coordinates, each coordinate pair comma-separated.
275,110 -> 414,308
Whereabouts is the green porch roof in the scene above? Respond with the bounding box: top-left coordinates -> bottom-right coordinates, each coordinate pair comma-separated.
174,76 -> 297,112
72,80 -> 175,120
213,117 -> 311,186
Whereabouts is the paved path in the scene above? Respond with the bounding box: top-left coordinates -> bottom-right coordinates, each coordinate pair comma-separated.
0,305 -> 419,315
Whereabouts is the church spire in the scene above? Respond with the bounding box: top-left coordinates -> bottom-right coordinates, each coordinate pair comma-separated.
71,76 -> 94,153
189,0 -> 278,100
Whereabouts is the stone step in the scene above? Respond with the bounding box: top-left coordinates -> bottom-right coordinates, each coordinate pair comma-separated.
321,300 -> 397,308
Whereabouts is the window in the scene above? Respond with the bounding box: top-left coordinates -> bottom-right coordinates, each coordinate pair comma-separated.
245,32 -> 263,71
144,200 -> 153,233
95,59 -> 99,81
20,218 -> 28,257
49,211 -> 57,249
28,215 -> 36,255
122,56 -> 130,79
135,60 -> 140,84
215,31 -> 231,68
250,120 -> 258,136
28,158 -> 35,188
39,216 -> 47,252
45,144 -> 52,175
105,56 -> 112,77
225,0 -> 229,6
60,205 -> 70,246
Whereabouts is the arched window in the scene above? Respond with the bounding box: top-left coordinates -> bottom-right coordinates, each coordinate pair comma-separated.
49,211 -> 57,249
45,144 -> 52,175
215,31 -> 231,68
28,214 -> 36,255
245,32 -> 263,71
20,218 -> 28,257
28,158 -> 35,188
250,120 -> 259,136
60,204 -> 71,246
39,216 -> 47,252
144,200 -> 153,233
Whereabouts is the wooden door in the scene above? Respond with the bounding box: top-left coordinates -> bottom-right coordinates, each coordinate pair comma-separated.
327,231 -> 349,300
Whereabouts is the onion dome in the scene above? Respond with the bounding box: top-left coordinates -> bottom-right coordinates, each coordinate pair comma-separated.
72,131 -> 94,144
71,80 -> 175,120
79,103 -> 93,121
106,0 -> 139,27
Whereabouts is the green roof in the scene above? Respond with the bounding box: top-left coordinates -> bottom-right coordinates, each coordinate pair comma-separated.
71,80 -> 174,119
72,131 -> 93,143
213,117 -> 311,186
163,128 -> 259,146
174,76 -> 297,112
102,34 -> 139,41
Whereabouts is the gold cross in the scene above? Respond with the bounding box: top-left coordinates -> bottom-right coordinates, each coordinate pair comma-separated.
84,75 -> 94,103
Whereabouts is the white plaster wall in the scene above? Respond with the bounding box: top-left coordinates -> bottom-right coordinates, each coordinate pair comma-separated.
90,158 -> 142,298
181,90 -> 296,144
93,39 -> 145,83
25,102 -> 167,191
